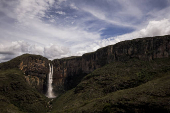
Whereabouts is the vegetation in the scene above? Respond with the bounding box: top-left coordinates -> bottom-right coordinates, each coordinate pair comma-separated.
0,37 -> 170,113
0,69 -> 49,113
51,58 -> 170,113
0,54 -> 47,70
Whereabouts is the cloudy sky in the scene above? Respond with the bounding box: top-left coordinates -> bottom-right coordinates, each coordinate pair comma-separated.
0,0 -> 170,62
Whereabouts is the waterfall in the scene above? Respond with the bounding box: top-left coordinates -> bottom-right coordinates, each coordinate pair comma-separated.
46,63 -> 56,98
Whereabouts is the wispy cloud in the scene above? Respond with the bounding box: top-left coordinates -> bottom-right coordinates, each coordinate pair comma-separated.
0,0 -> 170,62
82,7 -> 137,29
75,18 -> 170,55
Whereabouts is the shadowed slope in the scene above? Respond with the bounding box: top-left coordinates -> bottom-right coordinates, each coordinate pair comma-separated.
52,58 -> 170,113
0,69 -> 49,113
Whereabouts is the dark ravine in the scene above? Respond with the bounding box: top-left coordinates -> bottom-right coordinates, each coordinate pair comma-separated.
52,35 -> 170,94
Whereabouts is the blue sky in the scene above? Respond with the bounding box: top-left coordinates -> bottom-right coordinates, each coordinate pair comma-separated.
0,0 -> 170,62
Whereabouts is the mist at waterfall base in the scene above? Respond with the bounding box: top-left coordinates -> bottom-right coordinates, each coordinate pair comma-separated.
46,63 -> 56,98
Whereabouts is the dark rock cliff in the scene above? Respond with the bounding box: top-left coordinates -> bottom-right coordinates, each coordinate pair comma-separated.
0,35 -> 170,95
52,35 -> 170,94
0,54 -> 50,94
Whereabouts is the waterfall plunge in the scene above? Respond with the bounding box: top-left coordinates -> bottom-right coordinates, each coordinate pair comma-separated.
46,63 -> 56,98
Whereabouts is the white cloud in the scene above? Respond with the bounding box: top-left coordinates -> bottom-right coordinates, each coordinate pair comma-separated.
70,3 -> 78,10
139,19 -> 170,37
15,0 -> 50,22
56,11 -> 66,15
105,19 -> 170,46
44,44 -> 70,59
0,41 -> 29,53
64,18 -> 170,56
0,0 -> 170,62
29,44 -> 44,55
49,19 -> 56,23
0,0 -> 101,46
0,0 -> 102,62
76,51 -> 87,56
48,0 -> 55,6
0,40 -> 30,62
110,19 -> 170,43
0,41 -> 70,62
57,0 -> 67,4
75,18 -> 170,56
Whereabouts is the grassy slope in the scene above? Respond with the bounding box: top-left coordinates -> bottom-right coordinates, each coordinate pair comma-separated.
0,54 -> 47,70
52,58 -> 170,113
0,69 -> 49,113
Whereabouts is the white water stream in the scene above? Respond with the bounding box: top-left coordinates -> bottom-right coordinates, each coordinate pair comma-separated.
46,63 -> 56,98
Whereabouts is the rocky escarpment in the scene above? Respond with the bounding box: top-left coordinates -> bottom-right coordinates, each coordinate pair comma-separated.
0,35 -> 170,96
52,57 -> 85,94
0,54 -> 50,94
51,57 -> 170,113
52,35 -> 170,94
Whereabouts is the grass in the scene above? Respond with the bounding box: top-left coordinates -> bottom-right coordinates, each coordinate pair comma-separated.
0,69 -> 49,113
51,58 -> 170,113
0,53 -> 48,70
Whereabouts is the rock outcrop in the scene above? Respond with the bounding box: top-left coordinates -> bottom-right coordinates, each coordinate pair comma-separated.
0,54 -> 49,94
19,55 -> 50,93
52,35 -> 170,94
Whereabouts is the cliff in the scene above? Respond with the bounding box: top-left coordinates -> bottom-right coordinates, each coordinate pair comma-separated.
52,35 -> 170,94
52,57 -> 170,113
0,54 -> 50,94
1,35 -> 170,112
0,35 -> 170,95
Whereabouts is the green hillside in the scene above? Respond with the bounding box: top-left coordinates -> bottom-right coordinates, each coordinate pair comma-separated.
0,54 -> 46,70
51,58 -> 170,113
0,69 -> 49,113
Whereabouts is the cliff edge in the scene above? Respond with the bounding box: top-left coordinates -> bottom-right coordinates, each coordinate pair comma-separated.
52,35 -> 170,94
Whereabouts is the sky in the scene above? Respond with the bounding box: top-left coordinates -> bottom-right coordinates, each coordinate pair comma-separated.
0,0 -> 170,62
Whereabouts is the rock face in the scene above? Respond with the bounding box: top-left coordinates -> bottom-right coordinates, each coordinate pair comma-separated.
0,35 -> 170,95
0,54 -> 50,94
52,57 -> 85,94
18,55 -> 49,93
52,35 -> 170,94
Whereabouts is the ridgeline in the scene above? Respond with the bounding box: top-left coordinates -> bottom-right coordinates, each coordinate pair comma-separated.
0,35 -> 170,113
